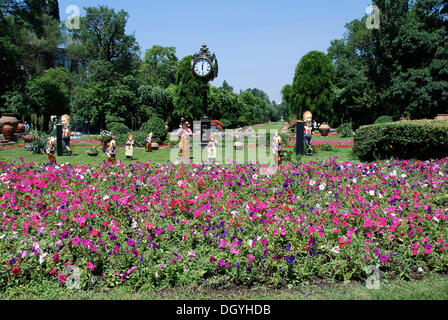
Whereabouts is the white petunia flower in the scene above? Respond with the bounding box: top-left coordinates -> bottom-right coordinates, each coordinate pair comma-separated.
330,246 -> 340,255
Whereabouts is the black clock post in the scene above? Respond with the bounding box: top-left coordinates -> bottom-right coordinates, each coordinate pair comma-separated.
191,44 -> 218,147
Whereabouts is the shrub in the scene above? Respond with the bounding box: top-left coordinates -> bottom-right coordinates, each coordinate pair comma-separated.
353,120 -> 448,161
337,123 -> 354,138
320,144 -> 334,151
374,115 -> 394,124
115,131 -> 151,148
140,116 -> 167,141
31,132 -> 49,154
106,122 -> 130,135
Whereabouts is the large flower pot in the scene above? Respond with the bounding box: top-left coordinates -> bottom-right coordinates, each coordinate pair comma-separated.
2,124 -> 15,141
319,123 -> 330,137
16,123 -> 25,134
0,113 -> 19,133
151,142 -> 159,150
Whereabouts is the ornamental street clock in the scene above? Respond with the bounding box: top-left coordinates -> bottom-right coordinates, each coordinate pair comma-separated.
191,44 -> 218,145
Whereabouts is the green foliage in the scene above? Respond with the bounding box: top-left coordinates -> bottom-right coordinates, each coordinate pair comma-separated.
291,51 -> 335,123
173,55 -> 203,121
320,144 -> 334,152
140,45 -> 178,88
280,148 -> 295,163
67,6 -> 140,76
353,120 -> 448,161
374,116 -> 394,124
31,132 -> 49,154
100,130 -> 113,143
329,0 -> 448,125
337,123 -> 355,138
140,116 -> 167,142
106,122 -> 130,135
115,131 -> 147,148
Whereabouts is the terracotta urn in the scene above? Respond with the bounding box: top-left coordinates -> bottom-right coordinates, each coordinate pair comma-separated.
151,142 -> 159,150
16,123 -> 25,134
318,123 -> 330,137
0,113 -> 19,132
2,124 -> 15,141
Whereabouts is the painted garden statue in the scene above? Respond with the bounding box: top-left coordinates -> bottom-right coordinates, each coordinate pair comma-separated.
61,114 -> 72,156
303,111 -> 314,155
46,137 -> 57,164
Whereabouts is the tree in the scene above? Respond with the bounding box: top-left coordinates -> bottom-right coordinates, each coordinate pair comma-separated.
245,88 -> 270,104
221,80 -> 233,93
281,84 -> 293,120
46,0 -> 59,21
173,55 -> 204,121
25,68 -> 73,131
68,6 -> 140,76
291,51 -> 335,123
140,45 -> 178,88
138,84 -> 174,124
327,18 -> 375,126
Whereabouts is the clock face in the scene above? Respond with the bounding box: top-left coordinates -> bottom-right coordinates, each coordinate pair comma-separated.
193,58 -> 212,77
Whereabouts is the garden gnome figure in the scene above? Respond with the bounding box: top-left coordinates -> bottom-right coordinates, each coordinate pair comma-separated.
46,137 -> 57,164
146,132 -> 153,152
207,136 -> 218,164
109,138 -> 117,164
106,142 -> 112,163
178,118 -> 185,157
271,130 -> 282,166
125,135 -> 135,160
181,121 -> 193,160
303,111 -> 313,155
61,114 -> 72,156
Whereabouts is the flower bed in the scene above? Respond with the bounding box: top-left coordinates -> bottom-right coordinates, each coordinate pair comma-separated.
0,158 -> 447,290
284,138 -> 354,149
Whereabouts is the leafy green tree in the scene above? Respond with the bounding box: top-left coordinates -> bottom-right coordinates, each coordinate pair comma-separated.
25,67 -> 73,131
140,45 -> 178,88
173,55 -> 204,121
291,51 -> 335,123
46,0 -> 59,21
245,88 -> 270,104
221,80 -> 233,93
281,84 -> 294,120
68,6 -> 140,76
138,84 -> 174,125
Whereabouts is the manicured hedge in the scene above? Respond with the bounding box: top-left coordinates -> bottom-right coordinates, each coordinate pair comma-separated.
374,115 -> 394,124
353,120 -> 448,161
140,116 -> 167,142
106,122 -> 130,135
337,123 -> 354,138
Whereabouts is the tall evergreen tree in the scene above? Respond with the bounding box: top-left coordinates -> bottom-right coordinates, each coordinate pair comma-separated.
173,55 -> 204,121
46,0 -> 59,21
291,51 -> 335,123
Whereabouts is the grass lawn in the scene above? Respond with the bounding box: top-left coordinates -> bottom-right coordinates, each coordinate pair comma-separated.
2,274 -> 447,300
0,144 -> 357,166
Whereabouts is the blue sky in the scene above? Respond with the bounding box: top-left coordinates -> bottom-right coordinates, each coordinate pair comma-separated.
59,0 -> 373,102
